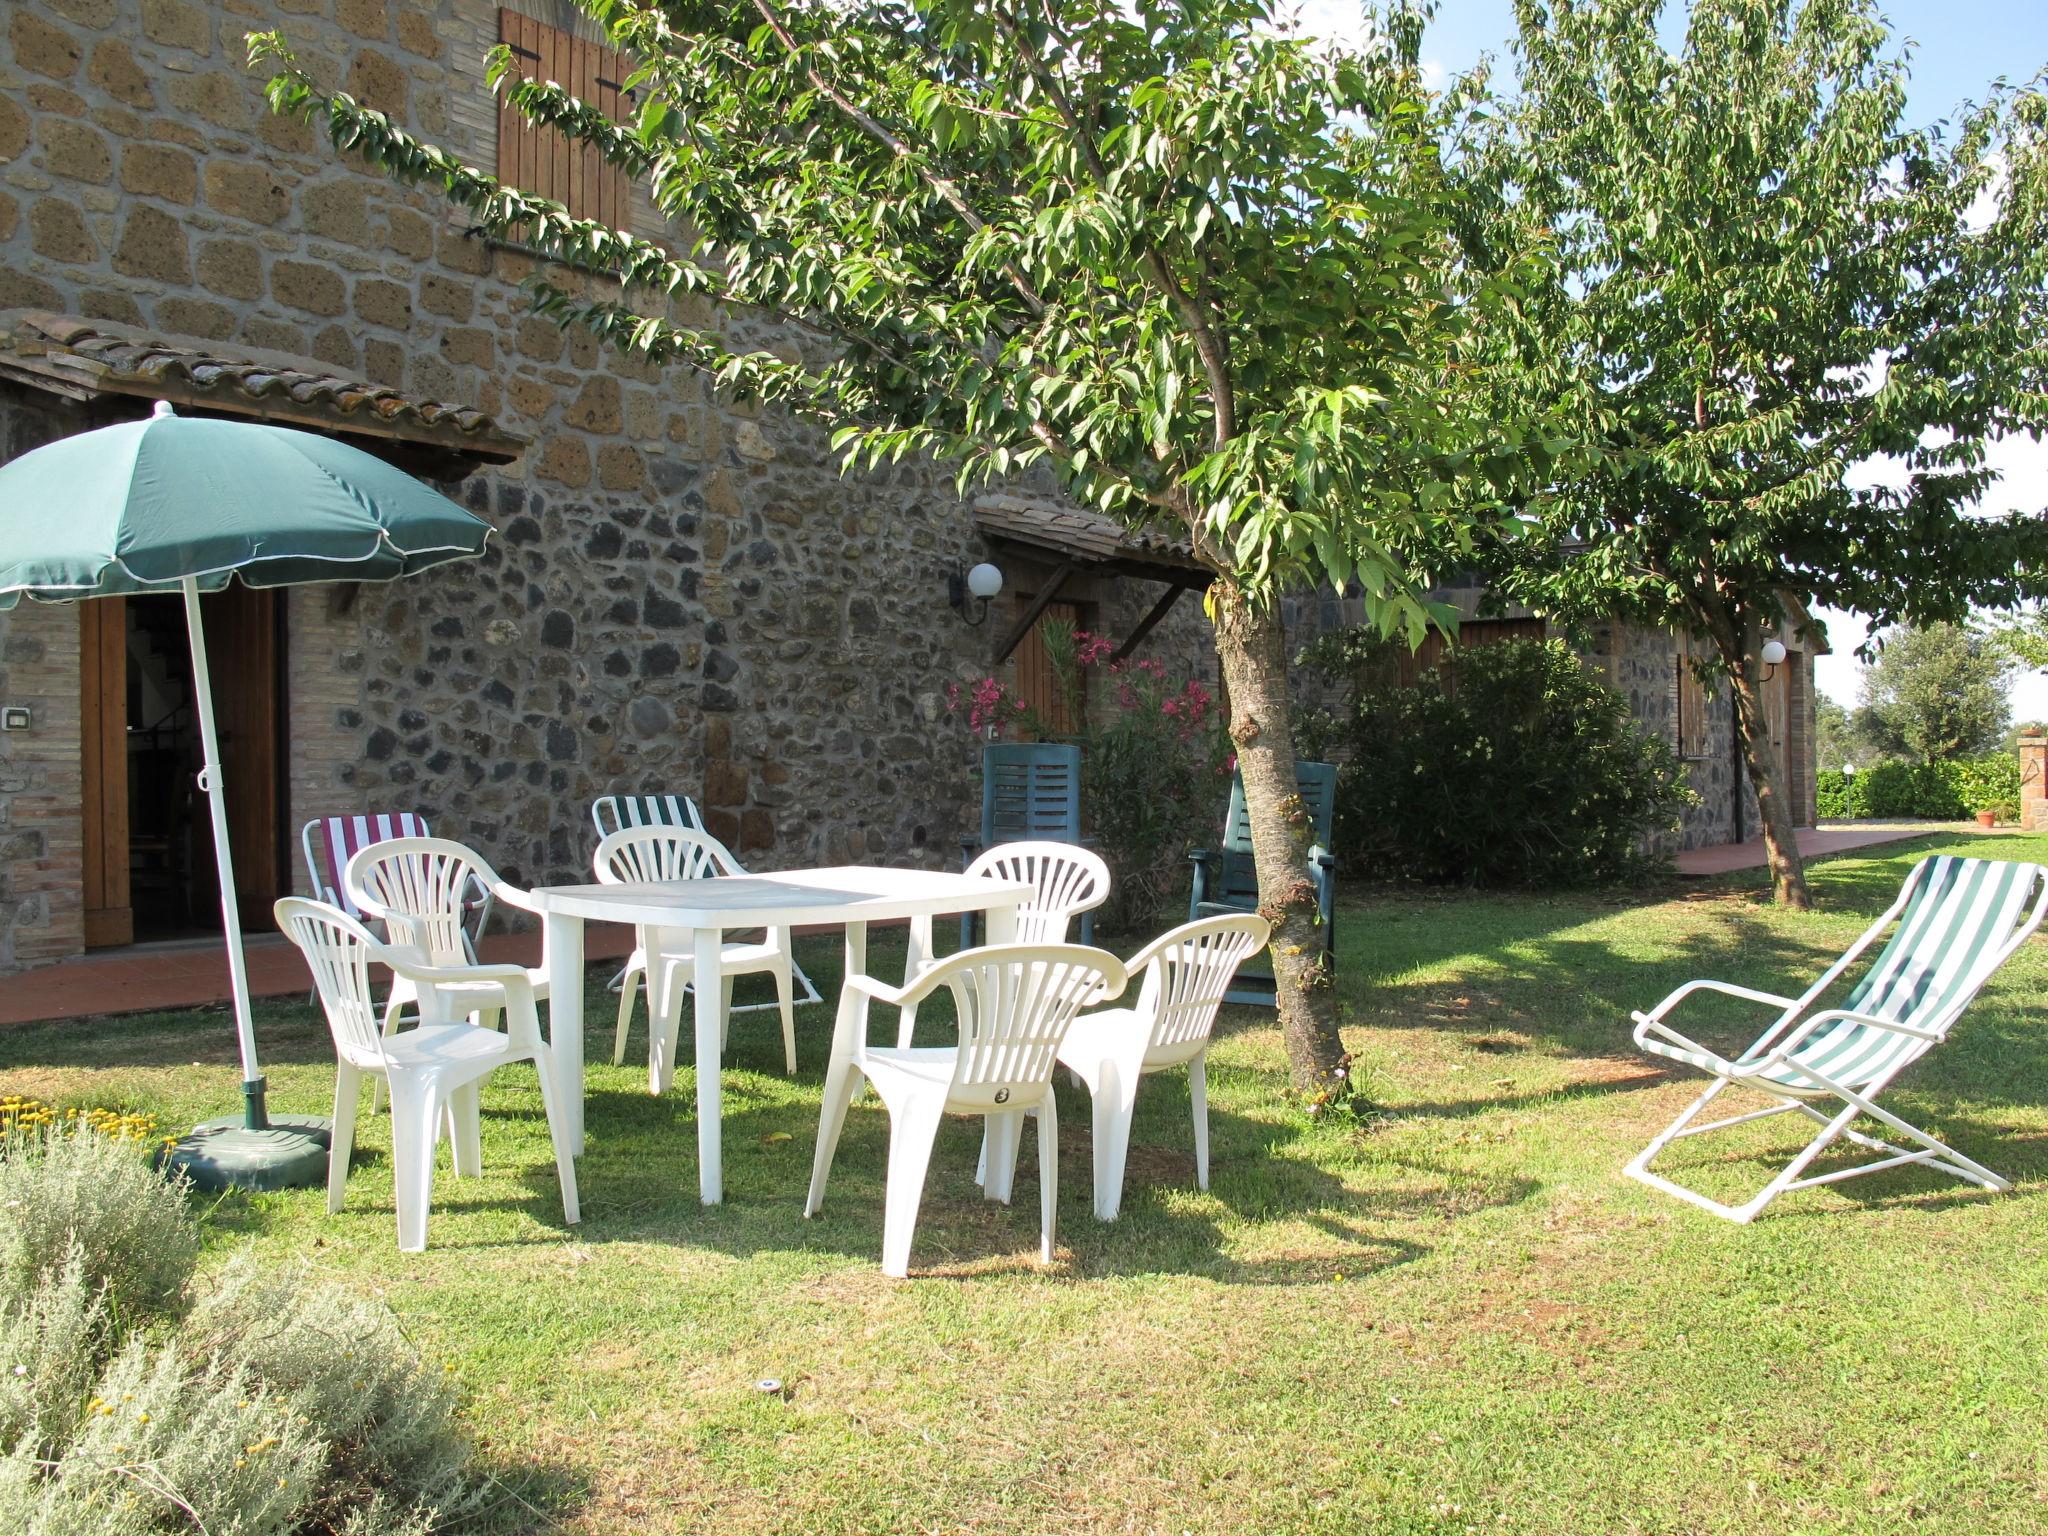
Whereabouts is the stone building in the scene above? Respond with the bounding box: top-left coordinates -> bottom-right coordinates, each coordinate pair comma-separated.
0,0 -> 1815,973
1295,583 -> 1822,853
0,0 -> 1217,967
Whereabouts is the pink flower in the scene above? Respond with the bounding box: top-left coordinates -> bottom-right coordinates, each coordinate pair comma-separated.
1073,630 -> 1115,667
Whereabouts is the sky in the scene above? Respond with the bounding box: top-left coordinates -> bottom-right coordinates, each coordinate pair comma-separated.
1287,0 -> 2048,720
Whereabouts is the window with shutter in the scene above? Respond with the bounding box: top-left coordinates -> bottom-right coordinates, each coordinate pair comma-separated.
1676,644 -> 1714,760
1012,600 -> 1088,735
496,9 -> 631,228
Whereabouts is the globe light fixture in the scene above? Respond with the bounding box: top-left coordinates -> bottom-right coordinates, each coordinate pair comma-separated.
1760,637 -> 1787,679
948,561 -> 1004,625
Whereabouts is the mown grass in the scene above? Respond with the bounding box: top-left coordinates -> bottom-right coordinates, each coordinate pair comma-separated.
5,830 -> 2048,1534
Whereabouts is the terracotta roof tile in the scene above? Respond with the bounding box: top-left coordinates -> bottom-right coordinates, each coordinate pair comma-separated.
973,493 -> 1210,579
0,311 -> 524,467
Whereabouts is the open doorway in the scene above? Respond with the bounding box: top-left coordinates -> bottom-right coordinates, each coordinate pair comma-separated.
79,588 -> 288,947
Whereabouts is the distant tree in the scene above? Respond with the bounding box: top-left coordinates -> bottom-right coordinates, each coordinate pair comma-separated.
1858,623 -> 2015,763
1471,0 -> 2048,910
1813,693 -> 1855,772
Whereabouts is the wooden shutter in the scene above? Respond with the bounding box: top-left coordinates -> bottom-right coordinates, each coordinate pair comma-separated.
497,10 -> 630,226
1012,600 -> 1086,735
1674,650 -> 1704,759
80,597 -> 132,948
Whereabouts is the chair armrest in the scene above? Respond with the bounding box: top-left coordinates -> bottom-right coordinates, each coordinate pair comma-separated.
1759,1007 -> 1942,1054
1630,1010 -> 1728,1063
388,956 -> 532,991
1189,848 -> 1219,866
488,879 -> 541,917
1637,978 -> 1801,1025
843,972 -> 916,1009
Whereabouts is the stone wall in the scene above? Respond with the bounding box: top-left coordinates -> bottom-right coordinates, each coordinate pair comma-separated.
0,0 -> 1215,962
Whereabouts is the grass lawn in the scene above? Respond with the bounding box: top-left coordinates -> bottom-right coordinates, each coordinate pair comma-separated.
6,831 -> 2048,1534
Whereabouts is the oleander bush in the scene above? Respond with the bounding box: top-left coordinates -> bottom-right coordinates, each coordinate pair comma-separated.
0,1121 -> 478,1535
1297,635 -> 1696,887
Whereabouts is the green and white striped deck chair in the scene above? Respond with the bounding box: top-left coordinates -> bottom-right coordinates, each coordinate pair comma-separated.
588,794 -> 823,1018
1627,855 -> 2048,1224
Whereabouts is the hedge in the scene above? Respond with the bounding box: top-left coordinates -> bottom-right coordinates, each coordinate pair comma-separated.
1816,754 -> 2020,820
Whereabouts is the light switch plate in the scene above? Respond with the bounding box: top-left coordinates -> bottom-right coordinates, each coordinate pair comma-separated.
1,707 -> 31,731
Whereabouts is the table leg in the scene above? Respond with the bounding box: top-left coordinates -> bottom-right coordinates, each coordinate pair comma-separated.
805,921 -> 867,1217
694,925 -> 726,1205
544,911 -> 586,1156
976,900 -> 1025,1196
899,915 -> 931,1044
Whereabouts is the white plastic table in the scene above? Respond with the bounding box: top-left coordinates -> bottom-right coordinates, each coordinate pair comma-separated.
527,865 -> 1032,1204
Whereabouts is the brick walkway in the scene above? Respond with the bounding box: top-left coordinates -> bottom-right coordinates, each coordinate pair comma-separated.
1674,821 -> 1985,877
0,926 -> 635,1028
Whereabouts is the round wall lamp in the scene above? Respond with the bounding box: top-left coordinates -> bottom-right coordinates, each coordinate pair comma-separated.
1761,638 -> 1787,679
948,561 -> 1004,626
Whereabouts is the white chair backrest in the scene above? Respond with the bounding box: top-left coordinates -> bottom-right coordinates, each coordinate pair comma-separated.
923,944 -> 1126,1093
305,813 -> 431,918
346,835 -> 496,967
1130,913 -> 1272,1052
594,824 -> 739,886
591,794 -> 706,841
276,897 -> 391,1070
965,841 -> 1111,945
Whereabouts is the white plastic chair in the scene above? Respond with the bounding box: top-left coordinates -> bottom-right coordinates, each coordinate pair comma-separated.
904,841 -> 1111,1036
590,793 -> 822,1016
302,813 -> 492,958
595,825 -> 800,1087
805,943 -> 1128,1278
1627,854 -> 2048,1223
1056,913 -> 1272,1220
276,897 -> 579,1253
345,836 -> 550,1111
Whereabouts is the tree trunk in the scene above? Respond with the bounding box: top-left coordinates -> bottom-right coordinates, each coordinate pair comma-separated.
1209,584 -> 1349,1094
1720,621 -> 1811,910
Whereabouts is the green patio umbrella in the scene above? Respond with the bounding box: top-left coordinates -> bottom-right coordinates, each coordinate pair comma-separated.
0,401 -> 494,1189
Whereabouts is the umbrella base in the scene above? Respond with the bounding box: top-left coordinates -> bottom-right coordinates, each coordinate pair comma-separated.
160,1114 -> 332,1193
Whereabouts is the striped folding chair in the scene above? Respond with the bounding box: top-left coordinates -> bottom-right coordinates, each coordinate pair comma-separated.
588,794 -> 822,1017
1627,855 -> 2048,1223
302,814 -> 494,962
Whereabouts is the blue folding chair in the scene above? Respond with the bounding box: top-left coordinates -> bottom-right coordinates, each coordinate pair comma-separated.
959,742 -> 1094,946
1188,761 -> 1338,1006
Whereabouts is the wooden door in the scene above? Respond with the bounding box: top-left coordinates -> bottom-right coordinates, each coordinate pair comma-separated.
79,597 -> 132,948
202,586 -> 286,930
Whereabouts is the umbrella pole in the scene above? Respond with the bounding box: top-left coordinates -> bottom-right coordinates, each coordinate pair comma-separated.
181,576 -> 267,1131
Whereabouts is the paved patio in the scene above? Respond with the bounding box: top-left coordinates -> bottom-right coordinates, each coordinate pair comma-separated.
0,925 -> 635,1028
1674,820 -> 1987,876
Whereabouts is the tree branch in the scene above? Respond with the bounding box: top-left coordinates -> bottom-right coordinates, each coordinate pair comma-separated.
989,9 -> 1238,446
745,0 -> 1047,318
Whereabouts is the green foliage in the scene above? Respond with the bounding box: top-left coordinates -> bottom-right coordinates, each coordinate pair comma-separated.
1856,623 -> 2015,764
1299,637 -> 1696,887
0,1127 -> 480,1534
1986,605 -> 2048,672
1470,0 -> 2048,895
0,1121 -> 198,1322
954,623 -> 1230,931
250,0 -> 1558,640
1813,693 -> 1855,773
1816,754 -> 2020,818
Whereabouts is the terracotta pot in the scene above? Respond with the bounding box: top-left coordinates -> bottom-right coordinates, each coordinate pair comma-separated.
1977,810 -> 1998,828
